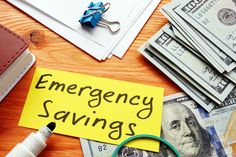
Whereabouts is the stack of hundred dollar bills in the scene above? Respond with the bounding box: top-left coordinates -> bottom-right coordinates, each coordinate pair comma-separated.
139,0 -> 236,112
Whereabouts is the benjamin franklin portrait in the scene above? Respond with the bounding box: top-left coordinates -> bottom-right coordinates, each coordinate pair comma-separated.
118,103 -> 216,157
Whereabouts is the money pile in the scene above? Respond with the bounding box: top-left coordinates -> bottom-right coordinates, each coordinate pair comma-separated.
80,91 -> 236,157
79,1 -> 236,156
139,0 -> 236,112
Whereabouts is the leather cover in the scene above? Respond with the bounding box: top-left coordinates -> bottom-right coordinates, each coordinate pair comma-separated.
0,24 -> 28,75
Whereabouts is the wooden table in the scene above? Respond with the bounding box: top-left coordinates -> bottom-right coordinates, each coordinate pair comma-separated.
0,0 -> 180,156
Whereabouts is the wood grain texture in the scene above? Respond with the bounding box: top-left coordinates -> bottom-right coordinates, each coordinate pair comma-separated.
232,145 -> 236,157
0,0 -> 181,156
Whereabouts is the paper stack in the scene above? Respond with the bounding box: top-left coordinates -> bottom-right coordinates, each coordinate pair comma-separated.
7,0 -> 161,61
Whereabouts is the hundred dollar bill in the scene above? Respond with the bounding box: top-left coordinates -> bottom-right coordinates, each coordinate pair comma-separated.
80,138 -> 117,157
143,45 -> 216,110
169,27 -> 236,84
162,23 -> 208,63
148,30 -> 235,102
80,92 -> 227,157
162,1 -> 236,73
142,46 -> 217,110
148,23 -> 236,103
197,87 -> 236,156
170,22 -> 236,72
162,23 -> 199,56
165,22 -> 236,83
170,24 -> 197,52
192,28 -> 236,72
145,44 -> 221,105
175,0 -> 236,60
161,2 -> 226,73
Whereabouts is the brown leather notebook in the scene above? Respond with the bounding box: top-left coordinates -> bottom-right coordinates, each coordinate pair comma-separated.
0,24 -> 29,75
0,24 -> 35,102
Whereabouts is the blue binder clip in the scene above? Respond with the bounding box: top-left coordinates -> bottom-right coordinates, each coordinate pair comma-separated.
79,2 -> 120,33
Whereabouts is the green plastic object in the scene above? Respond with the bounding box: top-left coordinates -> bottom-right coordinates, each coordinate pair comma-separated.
112,134 -> 181,157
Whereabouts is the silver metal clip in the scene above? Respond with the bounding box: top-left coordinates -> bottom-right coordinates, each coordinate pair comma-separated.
97,18 -> 120,33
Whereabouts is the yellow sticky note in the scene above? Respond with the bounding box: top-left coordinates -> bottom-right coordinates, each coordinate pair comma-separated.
19,67 -> 164,152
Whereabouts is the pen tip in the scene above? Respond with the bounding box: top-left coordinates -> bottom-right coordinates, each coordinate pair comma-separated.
47,122 -> 56,131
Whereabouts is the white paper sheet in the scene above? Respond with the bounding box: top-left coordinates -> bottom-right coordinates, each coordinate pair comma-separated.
23,0 -> 144,47
111,0 -> 161,58
7,0 -> 161,60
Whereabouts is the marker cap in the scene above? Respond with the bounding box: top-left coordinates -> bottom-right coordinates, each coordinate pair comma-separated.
6,122 -> 56,157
